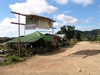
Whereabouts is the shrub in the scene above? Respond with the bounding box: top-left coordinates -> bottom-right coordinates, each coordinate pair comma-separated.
9,55 -> 19,62
0,46 -> 3,50
0,61 -> 13,66
0,55 -> 19,66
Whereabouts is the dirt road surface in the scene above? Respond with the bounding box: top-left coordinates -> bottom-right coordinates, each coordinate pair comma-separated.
0,41 -> 100,75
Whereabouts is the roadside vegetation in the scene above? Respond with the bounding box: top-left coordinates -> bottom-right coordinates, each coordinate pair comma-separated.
56,25 -> 100,45
56,25 -> 81,45
0,46 -> 3,50
0,55 -> 20,66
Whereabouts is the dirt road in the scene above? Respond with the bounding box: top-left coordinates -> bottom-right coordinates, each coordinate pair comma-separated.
0,41 -> 100,75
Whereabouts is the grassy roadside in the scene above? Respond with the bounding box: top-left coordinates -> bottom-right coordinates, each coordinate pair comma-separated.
0,55 -> 20,66
90,41 -> 100,44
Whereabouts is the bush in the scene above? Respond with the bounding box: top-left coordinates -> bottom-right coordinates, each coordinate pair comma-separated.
9,55 -> 19,62
0,46 -> 3,50
0,61 -> 13,66
0,55 -> 19,66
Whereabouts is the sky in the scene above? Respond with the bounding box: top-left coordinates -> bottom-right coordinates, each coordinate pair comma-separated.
0,0 -> 100,37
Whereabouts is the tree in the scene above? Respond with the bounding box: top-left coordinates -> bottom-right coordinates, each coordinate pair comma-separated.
57,25 -> 75,40
57,25 -> 66,34
76,32 -> 81,41
66,25 -> 75,40
96,32 -> 100,41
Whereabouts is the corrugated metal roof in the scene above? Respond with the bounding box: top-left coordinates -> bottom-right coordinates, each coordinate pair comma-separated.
7,31 -> 52,43
55,34 -> 66,40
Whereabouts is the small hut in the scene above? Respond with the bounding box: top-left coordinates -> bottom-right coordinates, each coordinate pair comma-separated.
7,31 -> 52,56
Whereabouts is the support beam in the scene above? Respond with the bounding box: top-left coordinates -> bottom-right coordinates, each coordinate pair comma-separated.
11,22 -> 26,25
11,11 -> 26,16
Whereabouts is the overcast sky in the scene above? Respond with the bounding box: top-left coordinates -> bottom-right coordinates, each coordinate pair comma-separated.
0,0 -> 100,37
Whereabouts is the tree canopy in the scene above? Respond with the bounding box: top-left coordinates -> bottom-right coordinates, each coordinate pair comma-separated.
57,25 -> 75,40
96,32 -> 100,41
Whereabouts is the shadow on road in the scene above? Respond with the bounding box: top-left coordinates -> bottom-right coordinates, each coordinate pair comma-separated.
69,50 -> 100,58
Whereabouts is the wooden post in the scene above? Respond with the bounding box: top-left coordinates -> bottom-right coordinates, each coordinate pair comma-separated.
51,27 -> 56,44
18,14 -> 21,57
11,11 -> 26,57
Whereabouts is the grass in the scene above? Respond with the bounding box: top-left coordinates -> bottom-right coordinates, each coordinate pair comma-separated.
70,40 -> 78,45
0,46 -> 3,50
0,55 -> 20,66
90,41 -> 100,44
0,54 -> 32,66
0,61 -> 14,66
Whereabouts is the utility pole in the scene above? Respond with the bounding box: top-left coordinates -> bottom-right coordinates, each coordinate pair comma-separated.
51,27 -> 56,44
18,14 -> 20,57
11,11 -> 25,57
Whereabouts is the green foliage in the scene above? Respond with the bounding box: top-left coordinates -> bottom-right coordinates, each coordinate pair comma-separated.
0,46 -> 3,50
9,55 -> 19,62
70,39 -> 77,45
96,32 -> 100,41
0,55 -> 20,66
74,29 -> 100,41
0,61 -> 13,66
5,53 -> 10,58
57,25 -> 75,40
76,32 -> 81,41
57,27 -> 100,41
66,25 -> 75,40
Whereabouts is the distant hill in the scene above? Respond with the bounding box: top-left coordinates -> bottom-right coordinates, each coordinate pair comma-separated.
75,29 -> 100,38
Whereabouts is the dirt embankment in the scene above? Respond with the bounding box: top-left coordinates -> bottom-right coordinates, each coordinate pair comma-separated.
0,41 -> 100,75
